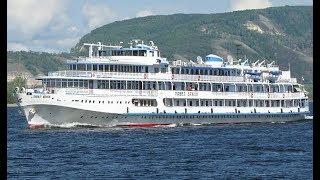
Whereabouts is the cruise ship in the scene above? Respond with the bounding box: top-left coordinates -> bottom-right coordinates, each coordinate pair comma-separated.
14,40 -> 309,127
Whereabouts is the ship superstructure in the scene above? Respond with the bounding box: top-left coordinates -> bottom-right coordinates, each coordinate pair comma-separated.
14,40 -> 309,127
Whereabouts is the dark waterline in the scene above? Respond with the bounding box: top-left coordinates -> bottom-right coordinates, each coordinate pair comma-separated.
7,107 -> 312,179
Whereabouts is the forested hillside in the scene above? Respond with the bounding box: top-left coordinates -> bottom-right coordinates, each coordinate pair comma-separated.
7,51 -> 71,76
72,6 -> 313,84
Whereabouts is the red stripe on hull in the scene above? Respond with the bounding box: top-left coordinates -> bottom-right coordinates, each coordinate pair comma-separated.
29,124 -> 45,129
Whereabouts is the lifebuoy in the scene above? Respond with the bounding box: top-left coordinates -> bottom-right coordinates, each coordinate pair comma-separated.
198,75 -> 201,81
251,93 -> 254,98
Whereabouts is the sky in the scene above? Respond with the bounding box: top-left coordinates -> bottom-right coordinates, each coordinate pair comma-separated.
7,0 -> 313,53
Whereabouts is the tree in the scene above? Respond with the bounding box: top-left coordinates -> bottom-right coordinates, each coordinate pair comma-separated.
7,75 -> 26,104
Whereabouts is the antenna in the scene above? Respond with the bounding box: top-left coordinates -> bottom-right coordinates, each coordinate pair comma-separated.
227,55 -> 233,65
89,44 -> 93,58
288,63 -> 291,71
236,44 -> 241,60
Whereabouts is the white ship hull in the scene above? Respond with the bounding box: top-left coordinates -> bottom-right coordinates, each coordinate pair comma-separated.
18,103 -> 307,127
15,87 -> 309,127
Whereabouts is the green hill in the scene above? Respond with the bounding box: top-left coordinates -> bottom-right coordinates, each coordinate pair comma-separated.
72,5 -> 313,84
7,51 -> 71,76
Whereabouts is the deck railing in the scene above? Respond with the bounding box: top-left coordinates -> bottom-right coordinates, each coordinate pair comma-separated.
47,70 -> 245,82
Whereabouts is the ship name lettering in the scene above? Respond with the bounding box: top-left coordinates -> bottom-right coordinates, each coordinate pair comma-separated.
187,92 -> 198,96
175,92 -> 185,96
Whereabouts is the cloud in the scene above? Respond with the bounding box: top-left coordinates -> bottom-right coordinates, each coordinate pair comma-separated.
7,43 -> 29,51
7,0 -> 67,40
82,1 -> 117,29
29,36 -> 81,51
7,0 -> 82,52
230,0 -> 271,11
136,10 -> 153,17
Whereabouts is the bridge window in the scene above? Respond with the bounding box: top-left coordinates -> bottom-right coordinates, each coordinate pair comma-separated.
139,50 -> 147,56
99,65 -> 103,71
77,64 -> 86,71
133,50 -> 138,56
